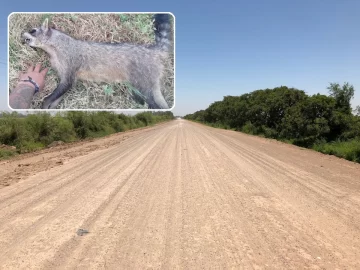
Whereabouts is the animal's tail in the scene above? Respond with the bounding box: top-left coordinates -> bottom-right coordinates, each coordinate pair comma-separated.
153,13 -> 173,51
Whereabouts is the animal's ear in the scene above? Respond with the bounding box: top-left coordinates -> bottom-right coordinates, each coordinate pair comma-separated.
41,18 -> 49,32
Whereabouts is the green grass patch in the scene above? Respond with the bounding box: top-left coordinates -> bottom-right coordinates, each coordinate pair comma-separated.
0,149 -> 17,159
313,139 -> 360,162
0,111 -> 174,159
17,142 -> 45,154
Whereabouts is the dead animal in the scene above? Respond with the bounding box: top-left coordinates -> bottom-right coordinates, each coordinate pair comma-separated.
22,14 -> 174,109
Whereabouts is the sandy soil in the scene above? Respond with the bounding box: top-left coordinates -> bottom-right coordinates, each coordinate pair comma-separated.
0,119 -> 360,269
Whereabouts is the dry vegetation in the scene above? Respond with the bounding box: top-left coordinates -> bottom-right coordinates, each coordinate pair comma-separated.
8,13 -> 174,109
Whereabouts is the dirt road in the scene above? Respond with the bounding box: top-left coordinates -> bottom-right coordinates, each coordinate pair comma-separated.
1,119 -> 360,269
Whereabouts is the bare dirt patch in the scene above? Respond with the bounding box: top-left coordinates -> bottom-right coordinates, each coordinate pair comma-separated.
0,122 -> 168,188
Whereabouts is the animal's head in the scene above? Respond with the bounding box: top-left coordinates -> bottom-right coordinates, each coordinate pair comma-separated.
22,18 -> 52,48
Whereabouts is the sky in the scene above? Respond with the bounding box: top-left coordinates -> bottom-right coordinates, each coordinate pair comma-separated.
0,0 -> 359,116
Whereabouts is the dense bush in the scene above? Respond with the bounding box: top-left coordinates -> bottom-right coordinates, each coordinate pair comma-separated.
0,111 -> 174,157
185,83 -> 360,162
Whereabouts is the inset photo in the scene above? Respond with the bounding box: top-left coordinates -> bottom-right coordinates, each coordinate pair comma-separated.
8,12 -> 175,110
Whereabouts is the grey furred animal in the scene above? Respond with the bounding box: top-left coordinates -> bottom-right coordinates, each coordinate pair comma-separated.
22,14 -> 173,109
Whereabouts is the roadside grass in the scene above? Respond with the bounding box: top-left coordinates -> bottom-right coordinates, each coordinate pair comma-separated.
0,149 -> 18,159
8,13 -> 174,109
313,139 -> 360,163
0,111 -> 174,159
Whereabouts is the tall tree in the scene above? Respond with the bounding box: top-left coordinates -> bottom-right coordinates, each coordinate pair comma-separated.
354,105 -> 360,116
327,82 -> 355,114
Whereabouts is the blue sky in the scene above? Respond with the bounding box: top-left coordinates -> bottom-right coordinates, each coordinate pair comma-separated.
1,0 -> 359,116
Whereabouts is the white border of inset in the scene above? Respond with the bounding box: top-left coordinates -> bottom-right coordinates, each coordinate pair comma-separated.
7,12 -> 176,112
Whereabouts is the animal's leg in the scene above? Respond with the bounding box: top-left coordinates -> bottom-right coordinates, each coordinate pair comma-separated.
42,72 -> 75,109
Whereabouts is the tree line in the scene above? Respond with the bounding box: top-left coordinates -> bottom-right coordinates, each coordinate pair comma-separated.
0,111 -> 174,158
184,83 -> 360,162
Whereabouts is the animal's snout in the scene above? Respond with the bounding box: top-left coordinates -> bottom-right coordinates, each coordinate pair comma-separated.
22,38 -> 31,44
21,36 -> 28,45
21,32 -> 32,45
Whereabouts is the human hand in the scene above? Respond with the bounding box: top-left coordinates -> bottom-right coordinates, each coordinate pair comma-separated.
18,63 -> 49,92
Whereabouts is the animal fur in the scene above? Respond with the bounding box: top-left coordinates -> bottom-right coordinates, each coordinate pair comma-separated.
22,14 -> 173,109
